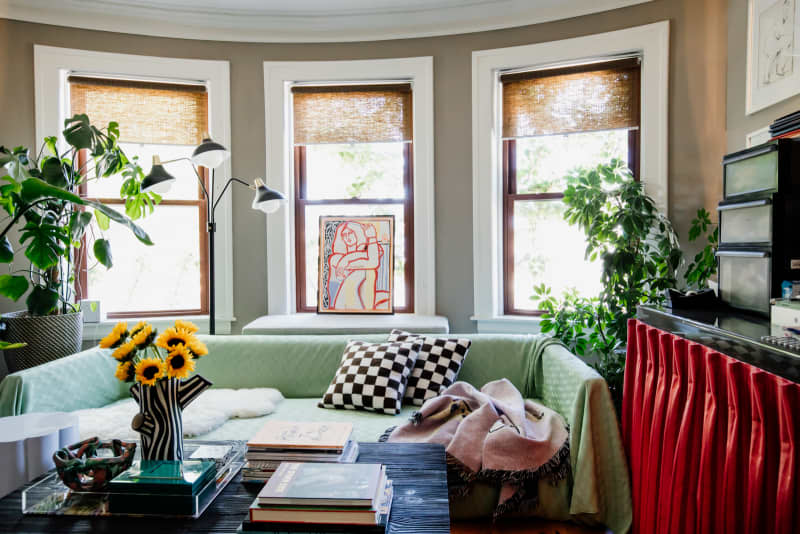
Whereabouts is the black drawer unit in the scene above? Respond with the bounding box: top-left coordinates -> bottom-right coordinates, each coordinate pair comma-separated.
717,139 -> 800,315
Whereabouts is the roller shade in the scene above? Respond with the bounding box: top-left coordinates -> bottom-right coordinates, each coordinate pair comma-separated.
501,57 -> 640,139
292,84 -> 412,145
69,76 -> 208,146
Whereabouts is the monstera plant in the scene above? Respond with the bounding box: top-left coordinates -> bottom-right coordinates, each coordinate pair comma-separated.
0,114 -> 159,370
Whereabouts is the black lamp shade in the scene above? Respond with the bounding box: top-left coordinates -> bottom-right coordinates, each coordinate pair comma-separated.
141,163 -> 176,195
191,137 -> 230,168
252,181 -> 286,214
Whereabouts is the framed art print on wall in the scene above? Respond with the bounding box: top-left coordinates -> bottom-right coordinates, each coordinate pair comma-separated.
317,215 -> 395,314
747,0 -> 800,114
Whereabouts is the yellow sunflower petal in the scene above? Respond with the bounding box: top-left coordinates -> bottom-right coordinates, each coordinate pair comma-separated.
187,337 -> 208,358
156,327 -> 192,351
175,319 -> 199,334
99,321 -> 128,349
115,361 -> 134,382
131,324 -> 155,347
135,357 -> 165,386
112,340 -> 137,362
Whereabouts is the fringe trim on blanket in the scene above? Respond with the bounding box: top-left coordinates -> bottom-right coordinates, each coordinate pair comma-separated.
378,426 -> 396,443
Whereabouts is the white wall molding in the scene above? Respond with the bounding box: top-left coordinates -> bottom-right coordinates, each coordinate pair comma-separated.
34,45 -> 234,329
2,0 -> 651,43
263,57 -> 435,316
470,22 -> 670,332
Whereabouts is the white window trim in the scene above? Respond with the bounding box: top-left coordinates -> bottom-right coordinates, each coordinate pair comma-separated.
470,21 -> 670,333
263,57 -> 436,316
33,45 -> 234,334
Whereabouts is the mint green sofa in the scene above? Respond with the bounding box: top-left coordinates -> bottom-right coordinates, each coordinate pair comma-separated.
0,334 -> 631,533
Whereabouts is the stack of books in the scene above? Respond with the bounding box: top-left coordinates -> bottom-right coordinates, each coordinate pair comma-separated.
770,111 -> 800,139
241,462 -> 392,532
243,421 -> 359,483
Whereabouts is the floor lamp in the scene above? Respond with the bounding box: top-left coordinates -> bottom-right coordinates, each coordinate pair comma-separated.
141,134 -> 285,334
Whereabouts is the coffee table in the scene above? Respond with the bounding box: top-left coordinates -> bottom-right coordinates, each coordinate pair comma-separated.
0,442 -> 450,533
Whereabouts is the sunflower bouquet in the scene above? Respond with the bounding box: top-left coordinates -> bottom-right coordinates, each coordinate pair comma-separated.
99,319 -> 208,386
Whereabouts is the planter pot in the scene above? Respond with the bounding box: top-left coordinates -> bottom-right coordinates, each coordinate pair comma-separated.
1,311 -> 83,373
130,375 -> 212,461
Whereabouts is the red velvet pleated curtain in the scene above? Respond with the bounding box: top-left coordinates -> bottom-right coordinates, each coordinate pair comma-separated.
622,319 -> 800,534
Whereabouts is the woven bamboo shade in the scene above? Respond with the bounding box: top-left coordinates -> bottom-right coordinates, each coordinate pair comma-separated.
501,58 -> 640,139
292,84 -> 412,145
69,76 -> 208,145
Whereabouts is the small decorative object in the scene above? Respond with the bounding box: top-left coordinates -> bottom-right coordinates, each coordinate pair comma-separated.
79,300 -> 102,323
99,319 -> 212,461
53,437 -> 136,491
746,0 -> 800,113
317,215 -> 395,314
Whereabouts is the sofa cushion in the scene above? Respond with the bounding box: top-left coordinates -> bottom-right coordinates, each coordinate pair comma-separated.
387,329 -> 471,405
318,340 -> 419,415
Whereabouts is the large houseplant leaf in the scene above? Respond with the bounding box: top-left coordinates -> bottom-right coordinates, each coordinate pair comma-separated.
83,200 -> 153,246
63,114 -> 94,150
19,221 -> 68,270
0,274 -> 28,300
0,236 -> 13,262
93,238 -> 112,268
26,286 -> 60,316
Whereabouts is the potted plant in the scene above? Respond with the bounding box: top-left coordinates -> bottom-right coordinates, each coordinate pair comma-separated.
0,114 -> 159,372
533,159 -> 683,411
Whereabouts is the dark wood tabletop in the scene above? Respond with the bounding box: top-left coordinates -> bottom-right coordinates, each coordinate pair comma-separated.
0,442 -> 450,534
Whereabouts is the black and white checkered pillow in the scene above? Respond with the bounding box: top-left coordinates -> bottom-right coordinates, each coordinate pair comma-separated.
318,340 -> 420,415
387,329 -> 472,406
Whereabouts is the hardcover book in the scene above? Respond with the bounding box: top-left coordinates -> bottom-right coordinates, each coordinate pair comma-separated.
108,459 -> 216,496
247,421 -> 353,452
257,463 -> 384,507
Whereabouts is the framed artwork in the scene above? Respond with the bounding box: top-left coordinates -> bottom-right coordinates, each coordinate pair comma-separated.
317,215 -> 395,314
747,0 -> 800,114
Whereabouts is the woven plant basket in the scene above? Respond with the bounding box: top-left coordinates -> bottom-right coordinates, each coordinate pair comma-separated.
2,311 -> 83,373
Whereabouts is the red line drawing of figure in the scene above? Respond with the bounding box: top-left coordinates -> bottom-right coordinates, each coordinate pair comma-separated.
327,221 -> 388,311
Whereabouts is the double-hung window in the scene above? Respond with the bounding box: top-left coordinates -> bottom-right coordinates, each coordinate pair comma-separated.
500,57 -> 641,314
291,84 -> 415,312
70,76 -> 210,318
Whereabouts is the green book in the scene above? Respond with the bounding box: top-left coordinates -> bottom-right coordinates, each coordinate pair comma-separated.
109,459 -> 216,496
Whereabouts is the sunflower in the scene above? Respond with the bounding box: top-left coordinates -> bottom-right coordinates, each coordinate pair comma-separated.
174,319 -> 199,334
186,337 -> 208,358
112,339 -> 137,362
156,327 -> 193,351
134,357 -> 165,386
114,361 -> 135,382
131,323 -> 156,348
99,321 -> 128,349
129,321 -> 148,337
166,345 -> 196,379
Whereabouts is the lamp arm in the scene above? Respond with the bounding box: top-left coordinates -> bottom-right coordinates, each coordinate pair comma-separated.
158,157 -> 210,201
212,177 -> 253,216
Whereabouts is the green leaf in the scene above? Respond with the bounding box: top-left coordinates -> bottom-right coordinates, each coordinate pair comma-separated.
63,114 -> 94,149
20,221 -> 67,269
69,211 -> 93,241
0,236 -> 12,263
0,340 -> 26,350
84,200 -> 153,246
93,238 -> 112,268
94,209 -> 110,231
44,136 -> 58,156
20,177 -> 82,204
26,286 -> 59,316
0,274 -> 28,300
40,157 -> 68,188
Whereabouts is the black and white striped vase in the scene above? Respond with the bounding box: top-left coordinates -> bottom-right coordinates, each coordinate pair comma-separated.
129,375 -> 212,461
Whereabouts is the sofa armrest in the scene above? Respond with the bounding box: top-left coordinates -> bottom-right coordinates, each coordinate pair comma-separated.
532,341 -> 633,534
0,346 -> 127,416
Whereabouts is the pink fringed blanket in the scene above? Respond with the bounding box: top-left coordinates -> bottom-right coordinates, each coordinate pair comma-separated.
384,379 -> 570,517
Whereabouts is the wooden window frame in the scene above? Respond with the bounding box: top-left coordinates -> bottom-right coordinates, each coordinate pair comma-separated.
502,130 -> 640,316
74,149 -> 210,318
293,142 -> 415,313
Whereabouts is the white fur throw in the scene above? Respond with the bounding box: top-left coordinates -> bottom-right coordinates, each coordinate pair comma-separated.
73,388 -> 284,441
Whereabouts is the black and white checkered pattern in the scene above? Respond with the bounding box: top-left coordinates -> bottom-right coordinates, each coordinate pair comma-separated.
318,340 -> 420,415
387,329 -> 472,406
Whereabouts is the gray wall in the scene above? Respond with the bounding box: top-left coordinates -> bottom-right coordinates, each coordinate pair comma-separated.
0,0 -> 727,334
726,0 -> 800,153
